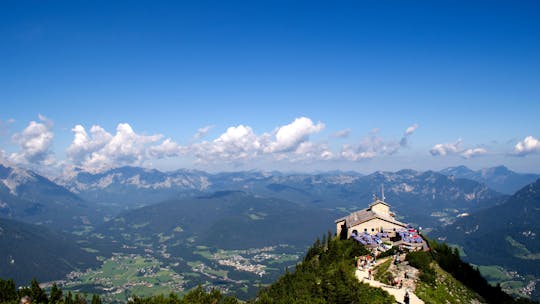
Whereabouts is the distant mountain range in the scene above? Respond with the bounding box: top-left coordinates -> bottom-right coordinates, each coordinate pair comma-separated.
0,164 -> 104,231
0,163 -> 518,233
440,165 -> 540,194
55,166 -> 210,211
54,166 -> 504,228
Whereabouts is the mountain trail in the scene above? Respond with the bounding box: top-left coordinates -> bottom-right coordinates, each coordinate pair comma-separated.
356,256 -> 424,304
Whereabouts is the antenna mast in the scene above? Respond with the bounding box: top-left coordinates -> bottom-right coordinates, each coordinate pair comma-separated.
381,184 -> 385,201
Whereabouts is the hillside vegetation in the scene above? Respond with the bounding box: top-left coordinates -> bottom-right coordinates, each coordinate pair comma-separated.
407,239 -> 535,304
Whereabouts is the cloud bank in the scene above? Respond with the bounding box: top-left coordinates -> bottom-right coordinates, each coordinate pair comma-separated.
2,115 -> 429,172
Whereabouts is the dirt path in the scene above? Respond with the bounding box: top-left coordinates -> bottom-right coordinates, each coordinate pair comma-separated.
355,257 -> 424,304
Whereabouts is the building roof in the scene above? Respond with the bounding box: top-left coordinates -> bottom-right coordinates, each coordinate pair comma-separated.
335,209 -> 407,228
335,199 -> 407,228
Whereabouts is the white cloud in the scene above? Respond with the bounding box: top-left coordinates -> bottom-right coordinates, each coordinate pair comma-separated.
400,123 -> 419,147
64,118 -> 331,170
333,128 -> 351,138
293,142 -> 334,161
190,125 -> 262,163
405,123 -> 419,136
193,125 -> 214,140
19,116 -> 439,171
359,132 -> 398,155
66,125 -> 112,164
187,117 -> 329,164
430,140 -> 463,156
9,115 -> 55,165
264,117 -> 325,153
461,148 -> 487,159
513,136 -> 540,156
340,144 -> 377,161
430,139 -> 488,159
340,124 -> 418,161
148,138 -> 184,158
66,123 -> 173,172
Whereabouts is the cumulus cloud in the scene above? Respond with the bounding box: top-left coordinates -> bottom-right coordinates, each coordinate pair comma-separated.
430,140 -> 463,156
187,117 -> 329,164
513,136 -> 540,156
66,123 -> 172,172
148,138 -> 184,159
9,115 -> 55,165
430,139 -> 488,159
333,128 -> 351,138
400,123 -> 419,147
405,124 -> 419,136
264,117 -> 325,153
193,125 -> 214,140
191,125 -> 262,163
340,144 -> 377,161
461,148 -> 487,159
63,117 -> 331,170
66,125 -> 112,164
292,142 -> 334,161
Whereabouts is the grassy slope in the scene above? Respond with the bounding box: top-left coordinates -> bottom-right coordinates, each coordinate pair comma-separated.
415,262 -> 483,304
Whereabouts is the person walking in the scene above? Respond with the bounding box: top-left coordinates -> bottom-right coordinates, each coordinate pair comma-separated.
404,290 -> 410,304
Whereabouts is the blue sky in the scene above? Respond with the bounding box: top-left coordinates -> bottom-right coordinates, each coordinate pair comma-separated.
1,1 -> 539,174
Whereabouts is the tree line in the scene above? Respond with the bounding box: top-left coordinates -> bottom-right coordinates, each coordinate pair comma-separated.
0,278 -> 101,304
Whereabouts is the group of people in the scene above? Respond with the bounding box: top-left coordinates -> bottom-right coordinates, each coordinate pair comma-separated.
356,252 -> 411,304
387,275 -> 404,289
356,252 -> 376,270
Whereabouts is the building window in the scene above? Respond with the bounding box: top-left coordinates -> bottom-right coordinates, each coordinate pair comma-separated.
371,228 -> 375,232
364,228 -> 367,232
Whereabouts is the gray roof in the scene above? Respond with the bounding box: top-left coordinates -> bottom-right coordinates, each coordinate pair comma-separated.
335,208 -> 407,228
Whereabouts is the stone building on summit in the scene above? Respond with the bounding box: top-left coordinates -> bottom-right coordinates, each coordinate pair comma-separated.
335,197 -> 408,240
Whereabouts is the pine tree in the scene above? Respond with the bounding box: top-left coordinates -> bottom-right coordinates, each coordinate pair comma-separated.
49,283 -> 63,303
0,279 -> 18,302
64,291 -> 74,304
30,278 -> 48,304
91,294 -> 102,304
75,293 -> 87,304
